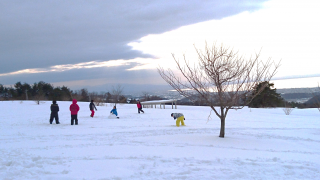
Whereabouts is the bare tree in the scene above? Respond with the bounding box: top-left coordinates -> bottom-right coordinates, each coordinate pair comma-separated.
70,92 -> 81,102
61,95 -> 72,101
283,102 -> 294,115
33,92 -> 45,105
111,85 -> 124,106
142,91 -> 150,101
158,43 -> 281,138
89,92 -> 106,106
70,88 -> 89,102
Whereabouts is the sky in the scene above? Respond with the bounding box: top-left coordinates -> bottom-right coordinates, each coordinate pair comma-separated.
1,0 -> 320,93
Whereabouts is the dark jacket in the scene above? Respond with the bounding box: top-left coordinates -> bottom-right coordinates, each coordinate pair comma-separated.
50,104 -> 59,114
89,102 -> 97,110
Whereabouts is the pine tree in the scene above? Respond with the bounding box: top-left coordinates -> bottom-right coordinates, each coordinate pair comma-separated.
248,81 -> 284,108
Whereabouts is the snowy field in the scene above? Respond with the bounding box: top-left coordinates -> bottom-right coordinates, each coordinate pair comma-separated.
1,101 -> 319,180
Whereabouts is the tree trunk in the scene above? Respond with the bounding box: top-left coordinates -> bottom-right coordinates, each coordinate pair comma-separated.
219,108 -> 225,138
219,116 -> 225,137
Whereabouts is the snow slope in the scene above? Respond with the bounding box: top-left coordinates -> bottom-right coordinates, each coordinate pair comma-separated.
0,101 -> 319,180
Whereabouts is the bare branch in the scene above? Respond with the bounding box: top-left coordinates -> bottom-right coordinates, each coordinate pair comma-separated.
158,43 -> 281,137
111,85 -> 124,106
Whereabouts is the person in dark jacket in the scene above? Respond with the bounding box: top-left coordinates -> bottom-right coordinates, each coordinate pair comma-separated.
89,100 -> 97,117
50,100 -> 60,124
137,100 -> 144,114
70,99 -> 80,125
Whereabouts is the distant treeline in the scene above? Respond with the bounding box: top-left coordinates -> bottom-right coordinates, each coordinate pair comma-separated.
0,81 -> 127,104
0,81 -> 83,101
1,81 -> 319,109
0,81 -> 163,104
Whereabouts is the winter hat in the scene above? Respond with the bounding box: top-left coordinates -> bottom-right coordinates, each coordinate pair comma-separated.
53,100 -> 56,104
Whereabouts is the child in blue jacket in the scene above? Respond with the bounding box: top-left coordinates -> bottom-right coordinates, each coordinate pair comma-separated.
110,106 -> 119,119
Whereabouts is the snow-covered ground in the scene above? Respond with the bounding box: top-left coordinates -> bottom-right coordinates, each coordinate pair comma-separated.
1,101 -> 319,180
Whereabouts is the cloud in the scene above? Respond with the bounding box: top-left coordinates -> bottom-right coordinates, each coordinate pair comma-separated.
0,58 -> 162,77
0,0 -> 267,72
0,0 -> 268,90
129,0 -> 320,81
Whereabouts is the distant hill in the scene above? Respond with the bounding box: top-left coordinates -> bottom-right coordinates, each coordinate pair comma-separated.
276,87 -> 319,94
176,87 -> 320,104
280,93 -> 313,99
276,87 -> 320,103
305,95 -> 320,105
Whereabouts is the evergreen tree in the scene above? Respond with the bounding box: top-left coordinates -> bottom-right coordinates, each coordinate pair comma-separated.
0,84 -> 4,93
1,81 -> 73,101
248,81 -> 284,108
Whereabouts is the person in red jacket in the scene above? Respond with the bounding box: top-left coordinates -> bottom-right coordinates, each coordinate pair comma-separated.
137,100 -> 144,114
69,99 -> 80,125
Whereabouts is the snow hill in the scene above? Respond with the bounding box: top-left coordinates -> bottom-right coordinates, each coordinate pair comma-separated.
0,101 -> 319,179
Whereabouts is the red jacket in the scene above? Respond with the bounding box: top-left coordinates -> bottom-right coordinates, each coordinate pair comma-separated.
70,99 -> 80,115
137,102 -> 142,108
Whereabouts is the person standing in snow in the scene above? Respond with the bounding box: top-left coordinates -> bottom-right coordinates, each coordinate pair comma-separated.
171,113 -> 185,127
70,99 -> 80,125
137,100 -> 144,114
89,100 -> 97,117
49,100 -> 60,124
110,106 -> 119,119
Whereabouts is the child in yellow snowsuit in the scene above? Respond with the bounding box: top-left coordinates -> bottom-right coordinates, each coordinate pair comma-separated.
171,113 -> 185,127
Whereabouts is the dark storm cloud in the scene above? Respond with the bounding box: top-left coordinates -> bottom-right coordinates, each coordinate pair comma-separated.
0,0 -> 268,90
0,0 -> 267,71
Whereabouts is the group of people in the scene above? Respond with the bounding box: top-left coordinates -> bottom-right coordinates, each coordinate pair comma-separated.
50,99 -> 81,125
50,99 -> 185,126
